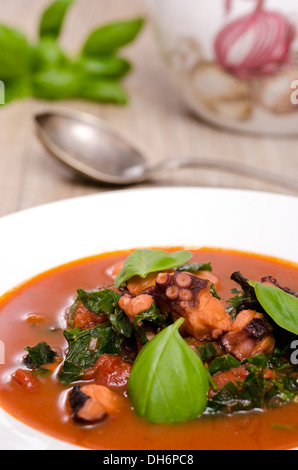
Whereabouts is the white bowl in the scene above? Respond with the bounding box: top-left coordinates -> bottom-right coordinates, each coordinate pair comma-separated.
0,187 -> 298,449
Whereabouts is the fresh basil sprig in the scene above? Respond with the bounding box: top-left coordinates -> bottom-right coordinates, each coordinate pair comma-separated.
114,249 -> 193,288
249,281 -> 298,335
39,0 -> 74,39
0,25 -> 31,81
1,0 -> 144,105
72,56 -> 131,79
127,318 -> 209,424
82,18 -> 144,56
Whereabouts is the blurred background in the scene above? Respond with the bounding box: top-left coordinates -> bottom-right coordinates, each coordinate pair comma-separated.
0,0 -> 297,218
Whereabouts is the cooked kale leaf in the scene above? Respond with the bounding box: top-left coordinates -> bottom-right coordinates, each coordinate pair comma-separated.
225,291 -> 249,317
58,322 -> 121,384
208,355 -> 241,376
210,283 -> 220,300
77,288 -> 120,315
207,349 -> 298,414
24,341 -> 57,369
229,272 -> 262,313
109,307 -> 132,338
76,288 -> 132,338
134,302 -> 166,344
207,369 -> 268,413
197,343 -> 218,363
175,262 -> 212,273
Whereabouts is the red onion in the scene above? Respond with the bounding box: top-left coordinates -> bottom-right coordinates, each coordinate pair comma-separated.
214,0 -> 296,79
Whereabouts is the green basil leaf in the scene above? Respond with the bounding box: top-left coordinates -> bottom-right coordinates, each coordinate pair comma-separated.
249,281 -> 298,335
5,78 -> 31,104
79,79 -> 128,104
0,25 -> 30,80
32,67 -> 79,100
73,56 -> 131,79
114,249 -> 193,288
39,0 -> 74,39
127,318 -> 209,424
31,38 -> 67,72
82,18 -> 144,56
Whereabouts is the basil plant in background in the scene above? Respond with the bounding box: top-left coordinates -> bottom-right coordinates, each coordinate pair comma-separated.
0,0 -> 144,105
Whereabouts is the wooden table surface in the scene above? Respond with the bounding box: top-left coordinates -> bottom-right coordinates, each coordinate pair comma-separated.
0,0 -> 297,218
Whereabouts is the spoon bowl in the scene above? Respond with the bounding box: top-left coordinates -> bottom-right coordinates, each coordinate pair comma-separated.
35,109 -> 298,192
35,111 -> 148,185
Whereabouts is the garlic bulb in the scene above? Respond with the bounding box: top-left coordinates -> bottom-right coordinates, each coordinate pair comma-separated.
292,51 -> 298,66
168,37 -> 202,72
255,66 -> 298,114
191,62 -> 253,120
215,0 -> 296,80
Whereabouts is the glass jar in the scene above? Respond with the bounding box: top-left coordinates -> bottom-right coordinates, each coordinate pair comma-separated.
146,0 -> 298,135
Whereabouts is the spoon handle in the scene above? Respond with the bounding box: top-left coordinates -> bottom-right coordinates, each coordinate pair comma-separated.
148,158 -> 298,192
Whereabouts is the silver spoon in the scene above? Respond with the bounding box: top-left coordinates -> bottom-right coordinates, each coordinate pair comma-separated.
34,110 -> 298,191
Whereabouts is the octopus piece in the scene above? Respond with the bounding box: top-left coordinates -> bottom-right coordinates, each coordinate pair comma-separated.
230,271 -> 262,313
69,384 -> 124,424
196,270 -> 220,289
153,272 -> 232,341
219,310 -> 275,361
118,293 -> 154,319
126,272 -> 160,296
261,276 -> 298,298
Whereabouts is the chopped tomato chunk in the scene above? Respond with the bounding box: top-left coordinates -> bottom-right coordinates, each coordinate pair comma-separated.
208,366 -> 249,398
13,369 -> 40,392
73,302 -> 108,329
83,354 -> 132,390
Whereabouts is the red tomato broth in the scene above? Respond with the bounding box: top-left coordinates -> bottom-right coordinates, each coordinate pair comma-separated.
1,248 -> 298,450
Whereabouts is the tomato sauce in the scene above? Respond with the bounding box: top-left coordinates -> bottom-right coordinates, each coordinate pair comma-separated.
1,248 -> 298,450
